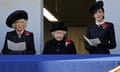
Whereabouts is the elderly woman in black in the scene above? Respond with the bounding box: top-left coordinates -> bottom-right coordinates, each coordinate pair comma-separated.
2,10 -> 36,54
85,1 -> 116,54
43,22 -> 76,54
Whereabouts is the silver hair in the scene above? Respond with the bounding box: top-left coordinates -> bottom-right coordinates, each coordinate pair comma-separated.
51,31 -> 67,36
12,19 -> 27,28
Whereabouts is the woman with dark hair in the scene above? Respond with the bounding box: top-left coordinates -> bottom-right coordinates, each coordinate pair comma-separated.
43,22 -> 76,54
85,1 -> 116,54
2,10 -> 36,54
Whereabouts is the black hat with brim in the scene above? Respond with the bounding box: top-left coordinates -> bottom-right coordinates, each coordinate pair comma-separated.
89,1 -> 104,14
49,22 -> 68,32
6,10 -> 28,28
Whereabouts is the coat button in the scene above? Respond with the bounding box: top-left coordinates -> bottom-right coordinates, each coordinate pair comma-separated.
58,43 -> 60,45
56,49 -> 60,52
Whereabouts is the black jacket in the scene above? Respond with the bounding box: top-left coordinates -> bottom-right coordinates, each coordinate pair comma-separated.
85,22 -> 116,54
43,38 -> 76,54
2,30 -> 35,54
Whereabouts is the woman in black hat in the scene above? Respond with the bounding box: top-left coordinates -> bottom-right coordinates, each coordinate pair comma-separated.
43,22 -> 76,54
2,10 -> 36,54
85,1 -> 116,54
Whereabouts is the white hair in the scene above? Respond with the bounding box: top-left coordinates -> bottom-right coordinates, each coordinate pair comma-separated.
12,19 -> 27,29
51,31 -> 67,36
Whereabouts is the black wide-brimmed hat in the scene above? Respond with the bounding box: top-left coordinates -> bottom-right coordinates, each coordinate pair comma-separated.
50,22 -> 68,32
89,1 -> 104,14
6,10 -> 28,28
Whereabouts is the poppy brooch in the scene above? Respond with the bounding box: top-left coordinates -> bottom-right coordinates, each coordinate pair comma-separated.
24,31 -> 30,36
65,38 -> 72,46
101,23 -> 109,29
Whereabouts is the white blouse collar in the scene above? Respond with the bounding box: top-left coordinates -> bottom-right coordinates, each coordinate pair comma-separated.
96,20 -> 105,26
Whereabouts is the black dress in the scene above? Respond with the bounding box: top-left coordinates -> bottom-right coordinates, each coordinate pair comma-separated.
2,30 -> 36,54
85,22 -> 116,54
43,38 -> 76,54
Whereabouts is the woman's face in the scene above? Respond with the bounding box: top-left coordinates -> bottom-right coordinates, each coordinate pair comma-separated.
52,30 -> 66,41
15,19 -> 26,32
94,9 -> 104,22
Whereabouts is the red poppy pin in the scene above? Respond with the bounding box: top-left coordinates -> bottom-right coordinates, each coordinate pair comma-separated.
101,23 -> 109,29
65,38 -> 72,46
24,31 -> 30,36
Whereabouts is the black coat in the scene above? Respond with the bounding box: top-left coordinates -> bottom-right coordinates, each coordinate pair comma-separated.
2,30 -> 35,54
43,38 -> 76,54
85,22 -> 116,54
